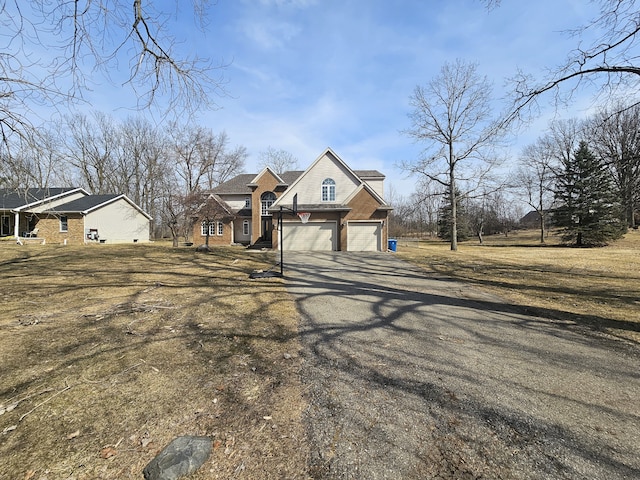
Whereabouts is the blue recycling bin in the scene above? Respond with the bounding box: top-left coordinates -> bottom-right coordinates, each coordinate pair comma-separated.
388,239 -> 397,252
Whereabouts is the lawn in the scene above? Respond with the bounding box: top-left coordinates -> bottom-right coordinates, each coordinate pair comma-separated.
0,243 -> 309,479
396,229 -> 640,343
2,230 -> 638,479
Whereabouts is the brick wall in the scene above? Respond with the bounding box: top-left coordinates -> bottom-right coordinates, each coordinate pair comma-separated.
34,214 -> 84,245
250,170 -> 282,244
342,188 -> 388,249
192,220 -> 233,246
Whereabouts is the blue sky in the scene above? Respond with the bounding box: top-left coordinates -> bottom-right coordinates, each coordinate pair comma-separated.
95,0 -> 604,195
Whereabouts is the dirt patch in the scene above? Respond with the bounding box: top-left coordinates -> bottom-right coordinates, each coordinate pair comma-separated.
0,243 -> 309,479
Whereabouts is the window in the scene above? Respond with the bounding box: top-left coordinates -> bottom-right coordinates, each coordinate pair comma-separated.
242,220 -> 250,236
245,197 -> 251,208
322,178 -> 336,202
261,191 -> 276,216
217,221 -> 224,236
201,222 -> 216,236
60,215 -> 68,232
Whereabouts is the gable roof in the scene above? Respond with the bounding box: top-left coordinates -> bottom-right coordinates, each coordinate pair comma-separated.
211,174 -> 256,194
212,169 -> 384,196
272,147 -> 385,209
344,183 -> 393,210
198,194 -> 235,219
248,166 -> 285,186
45,194 -> 153,220
0,188 -> 88,210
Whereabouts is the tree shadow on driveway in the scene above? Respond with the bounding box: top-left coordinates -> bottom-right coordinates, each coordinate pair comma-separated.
284,252 -> 640,480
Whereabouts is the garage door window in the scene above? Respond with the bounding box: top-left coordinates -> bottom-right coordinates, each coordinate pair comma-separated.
322,178 -> 336,202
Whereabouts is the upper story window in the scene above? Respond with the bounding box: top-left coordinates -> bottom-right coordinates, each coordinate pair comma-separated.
244,196 -> 251,208
261,191 -> 276,216
322,178 -> 336,202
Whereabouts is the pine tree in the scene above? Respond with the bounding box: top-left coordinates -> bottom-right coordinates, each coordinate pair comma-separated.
437,188 -> 471,241
553,141 -> 626,246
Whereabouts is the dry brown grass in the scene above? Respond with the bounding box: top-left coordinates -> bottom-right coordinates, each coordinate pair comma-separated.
0,243 -> 309,479
396,229 -> 640,343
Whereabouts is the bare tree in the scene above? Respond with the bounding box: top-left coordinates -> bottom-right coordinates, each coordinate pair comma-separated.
513,138 -> 558,243
190,194 -> 234,248
588,102 -> 640,228
498,0 -> 640,122
402,59 -> 506,250
170,126 -> 246,194
62,112 -> 120,194
258,146 -> 299,174
117,116 -> 172,234
0,129 -> 69,189
0,1 -> 225,147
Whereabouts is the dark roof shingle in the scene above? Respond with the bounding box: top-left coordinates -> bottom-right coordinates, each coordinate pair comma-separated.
0,188 -> 79,209
46,194 -> 120,213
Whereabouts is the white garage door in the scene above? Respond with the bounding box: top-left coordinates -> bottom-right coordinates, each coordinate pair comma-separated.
348,222 -> 382,251
282,222 -> 337,251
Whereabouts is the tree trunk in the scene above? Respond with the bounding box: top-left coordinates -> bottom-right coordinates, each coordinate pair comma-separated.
449,150 -> 458,251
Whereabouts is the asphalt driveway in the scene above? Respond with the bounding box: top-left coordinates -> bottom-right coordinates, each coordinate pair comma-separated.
283,251 -> 640,479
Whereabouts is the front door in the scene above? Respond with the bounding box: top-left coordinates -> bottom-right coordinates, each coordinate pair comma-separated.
261,217 -> 273,242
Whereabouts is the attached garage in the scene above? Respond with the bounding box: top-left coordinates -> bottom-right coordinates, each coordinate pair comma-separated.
281,221 -> 337,251
347,221 -> 382,251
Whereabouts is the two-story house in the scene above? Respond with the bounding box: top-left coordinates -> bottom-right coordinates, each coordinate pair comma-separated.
194,147 -> 392,251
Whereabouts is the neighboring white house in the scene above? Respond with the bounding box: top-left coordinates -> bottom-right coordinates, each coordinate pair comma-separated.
44,194 -> 152,244
0,188 -> 151,244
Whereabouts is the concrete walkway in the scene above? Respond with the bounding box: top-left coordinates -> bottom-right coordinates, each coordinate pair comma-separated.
284,252 -> 640,479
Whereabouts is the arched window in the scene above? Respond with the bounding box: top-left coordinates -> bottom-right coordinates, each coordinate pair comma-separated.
261,191 -> 276,216
322,178 -> 336,202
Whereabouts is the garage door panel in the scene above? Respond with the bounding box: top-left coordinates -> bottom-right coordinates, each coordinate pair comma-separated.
348,222 -> 381,251
282,222 -> 336,251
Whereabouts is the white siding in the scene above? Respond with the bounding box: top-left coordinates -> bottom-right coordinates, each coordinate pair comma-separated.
84,199 -> 150,243
278,152 -> 360,205
234,219 -> 251,244
219,193 -> 249,212
363,179 -> 384,199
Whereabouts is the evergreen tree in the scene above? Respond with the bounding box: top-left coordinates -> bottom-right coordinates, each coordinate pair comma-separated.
438,188 -> 472,241
554,141 -> 626,246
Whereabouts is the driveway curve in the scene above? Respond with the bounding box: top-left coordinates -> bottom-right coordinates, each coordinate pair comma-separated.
284,251 -> 640,480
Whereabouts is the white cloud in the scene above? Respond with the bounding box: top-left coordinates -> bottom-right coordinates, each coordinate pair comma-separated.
240,19 -> 301,50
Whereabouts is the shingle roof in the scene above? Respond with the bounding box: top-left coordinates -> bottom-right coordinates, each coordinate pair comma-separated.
355,170 -> 385,179
280,171 -> 304,184
212,169 -> 383,195
211,174 -> 256,194
0,188 -> 79,209
46,194 -> 120,213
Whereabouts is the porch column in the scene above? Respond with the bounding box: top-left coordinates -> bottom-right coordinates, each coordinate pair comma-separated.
14,212 -> 20,237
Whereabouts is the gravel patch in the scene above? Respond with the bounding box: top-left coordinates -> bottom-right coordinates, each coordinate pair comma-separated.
285,252 -> 640,479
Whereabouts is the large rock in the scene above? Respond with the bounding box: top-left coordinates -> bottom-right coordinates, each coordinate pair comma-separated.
143,436 -> 212,480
